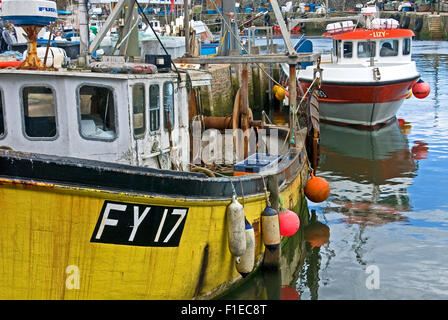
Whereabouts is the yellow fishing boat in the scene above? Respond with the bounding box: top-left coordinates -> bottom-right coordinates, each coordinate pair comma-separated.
0,0 -> 321,299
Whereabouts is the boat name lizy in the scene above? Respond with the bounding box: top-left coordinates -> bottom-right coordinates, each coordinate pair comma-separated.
371,31 -> 388,38
90,201 -> 189,247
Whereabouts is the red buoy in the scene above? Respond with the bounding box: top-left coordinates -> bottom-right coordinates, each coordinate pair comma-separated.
279,210 -> 300,237
412,79 -> 430,99
281,286 -> 300,300
304,172 -> 330,203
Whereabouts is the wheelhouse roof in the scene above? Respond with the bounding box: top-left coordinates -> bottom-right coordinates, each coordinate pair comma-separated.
324,28 -> 415,40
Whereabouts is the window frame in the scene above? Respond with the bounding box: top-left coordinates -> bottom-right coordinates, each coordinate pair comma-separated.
0,89 -> 6,140
149,83 -> 161,134
357,40 -> 377,59
20,84 -> 59,141
76,83 -> 119,142
379,39 -> 399,57
163,81 -> 175,131
402,38 -> 411,56
342,41 -> 353,59
132,83 -> 146,139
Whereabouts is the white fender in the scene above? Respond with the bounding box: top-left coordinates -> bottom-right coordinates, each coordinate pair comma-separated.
226,195 -> 246,257
236,219 -> 255,277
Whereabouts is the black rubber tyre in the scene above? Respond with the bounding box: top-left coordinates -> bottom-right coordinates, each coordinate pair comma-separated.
414,17 -> 423,33
401,16 -> 411,29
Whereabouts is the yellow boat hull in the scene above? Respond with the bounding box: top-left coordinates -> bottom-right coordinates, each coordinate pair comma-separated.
0,153 -> 308,299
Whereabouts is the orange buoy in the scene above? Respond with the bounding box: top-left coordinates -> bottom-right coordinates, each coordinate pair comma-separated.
412,79 -> 430,99
278,210 -> 300,237
304,172 -> 330,203
0,60 -> 23,69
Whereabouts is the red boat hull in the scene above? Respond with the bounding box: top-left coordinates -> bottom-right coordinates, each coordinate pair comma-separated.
300,77 -> 418,128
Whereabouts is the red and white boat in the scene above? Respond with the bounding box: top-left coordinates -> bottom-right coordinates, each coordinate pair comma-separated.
298,7 -> 420,129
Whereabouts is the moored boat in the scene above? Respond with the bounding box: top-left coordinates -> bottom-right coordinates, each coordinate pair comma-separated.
0,0 -> 318,299
298,7 -> 422,129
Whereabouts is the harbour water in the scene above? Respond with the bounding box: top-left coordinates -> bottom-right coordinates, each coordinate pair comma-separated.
221,39 -> 448,300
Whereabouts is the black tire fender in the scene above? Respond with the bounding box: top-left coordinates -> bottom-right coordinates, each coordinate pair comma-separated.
414,17 -> 423,33
401,16 -> 411,29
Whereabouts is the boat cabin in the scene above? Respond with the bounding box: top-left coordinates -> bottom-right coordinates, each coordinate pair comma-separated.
325,20 -> 415,65
0,69 -> 210,169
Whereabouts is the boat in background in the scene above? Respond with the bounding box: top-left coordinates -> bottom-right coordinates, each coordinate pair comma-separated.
298,6 -> 421,129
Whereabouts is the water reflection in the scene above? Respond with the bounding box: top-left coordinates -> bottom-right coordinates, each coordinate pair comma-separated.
305,210 -> 330,250
221,40 -> 448,300
319,121 -> 422,226
220,206 -> 331,300
298,210 -> 331,300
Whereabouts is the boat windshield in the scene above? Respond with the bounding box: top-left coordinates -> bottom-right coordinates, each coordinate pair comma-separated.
403,38 -> 411,55
380,39 -> 399,57
343,41 -> 353,58
358,41 -> 376,58
79,85 -> 116,140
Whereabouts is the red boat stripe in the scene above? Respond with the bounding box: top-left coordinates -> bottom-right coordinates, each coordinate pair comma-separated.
300,78 -> 418,104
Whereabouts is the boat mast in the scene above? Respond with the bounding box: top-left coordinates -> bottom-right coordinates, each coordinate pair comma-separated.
220,0 -> 240,56
89,0 -> 127,55
78,0 -> 90,66
184,0 -> 190,57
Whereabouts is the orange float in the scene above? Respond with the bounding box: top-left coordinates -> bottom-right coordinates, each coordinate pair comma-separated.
412,79 -> 430,99
304,172 -> 330,203
0,61 -> 23,69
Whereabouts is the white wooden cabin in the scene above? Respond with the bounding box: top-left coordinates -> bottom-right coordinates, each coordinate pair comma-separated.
0,69 -> 210,169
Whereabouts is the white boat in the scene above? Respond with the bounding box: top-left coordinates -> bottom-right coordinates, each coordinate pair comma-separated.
298,7 -> 421,129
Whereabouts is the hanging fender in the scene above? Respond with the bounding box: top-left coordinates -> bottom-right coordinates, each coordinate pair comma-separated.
236,219 -> 255,277
226,195 -> 247,257
261,205 -> 281,252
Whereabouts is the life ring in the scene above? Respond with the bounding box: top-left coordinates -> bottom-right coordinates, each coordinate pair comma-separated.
414,17 -> 423,33
0,60 -> 23,69
400,16 -> 411,29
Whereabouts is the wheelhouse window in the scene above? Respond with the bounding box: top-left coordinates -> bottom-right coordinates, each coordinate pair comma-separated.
0,91 -> 4,138
78,85 -> 116,140
380,39 -> 399,57
358,41 -> 376,58
132,84 -> 146,137
149,84 -> 160,132
163,82 -> 174,130
343,41 -> 353,58
403,38 -> 411,56
22,86 -> 57,138
333,40 -> 339,58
